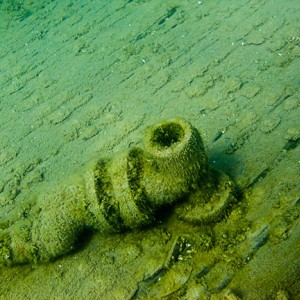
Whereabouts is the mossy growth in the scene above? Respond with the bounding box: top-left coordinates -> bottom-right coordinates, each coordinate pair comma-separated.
93,159 -> 124,232
0,118 -> 234,266
127,147 -> 155,221
149,122 -> 185,149
0,233 -> 11,265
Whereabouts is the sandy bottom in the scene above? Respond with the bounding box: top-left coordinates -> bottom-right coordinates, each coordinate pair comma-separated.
0,0 -> 299,299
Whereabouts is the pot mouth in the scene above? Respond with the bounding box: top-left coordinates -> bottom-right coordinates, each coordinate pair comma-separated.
150,121 -> 185,149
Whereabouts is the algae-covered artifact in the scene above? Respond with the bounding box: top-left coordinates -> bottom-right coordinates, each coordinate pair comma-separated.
0,119 -> 235,265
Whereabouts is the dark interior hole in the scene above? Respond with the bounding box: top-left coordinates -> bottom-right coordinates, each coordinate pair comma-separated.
74,228 -> 94,251
151,123 -> 184,148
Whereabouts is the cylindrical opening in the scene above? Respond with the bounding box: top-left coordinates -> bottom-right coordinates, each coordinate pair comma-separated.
143,118 -> 208,207
150,122 -> 185,149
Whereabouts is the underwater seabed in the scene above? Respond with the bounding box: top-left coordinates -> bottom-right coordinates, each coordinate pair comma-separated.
0,0 -> 299,298
0,119 -> 299,299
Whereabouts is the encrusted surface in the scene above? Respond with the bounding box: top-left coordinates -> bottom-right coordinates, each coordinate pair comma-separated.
0,0 -> 299,298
